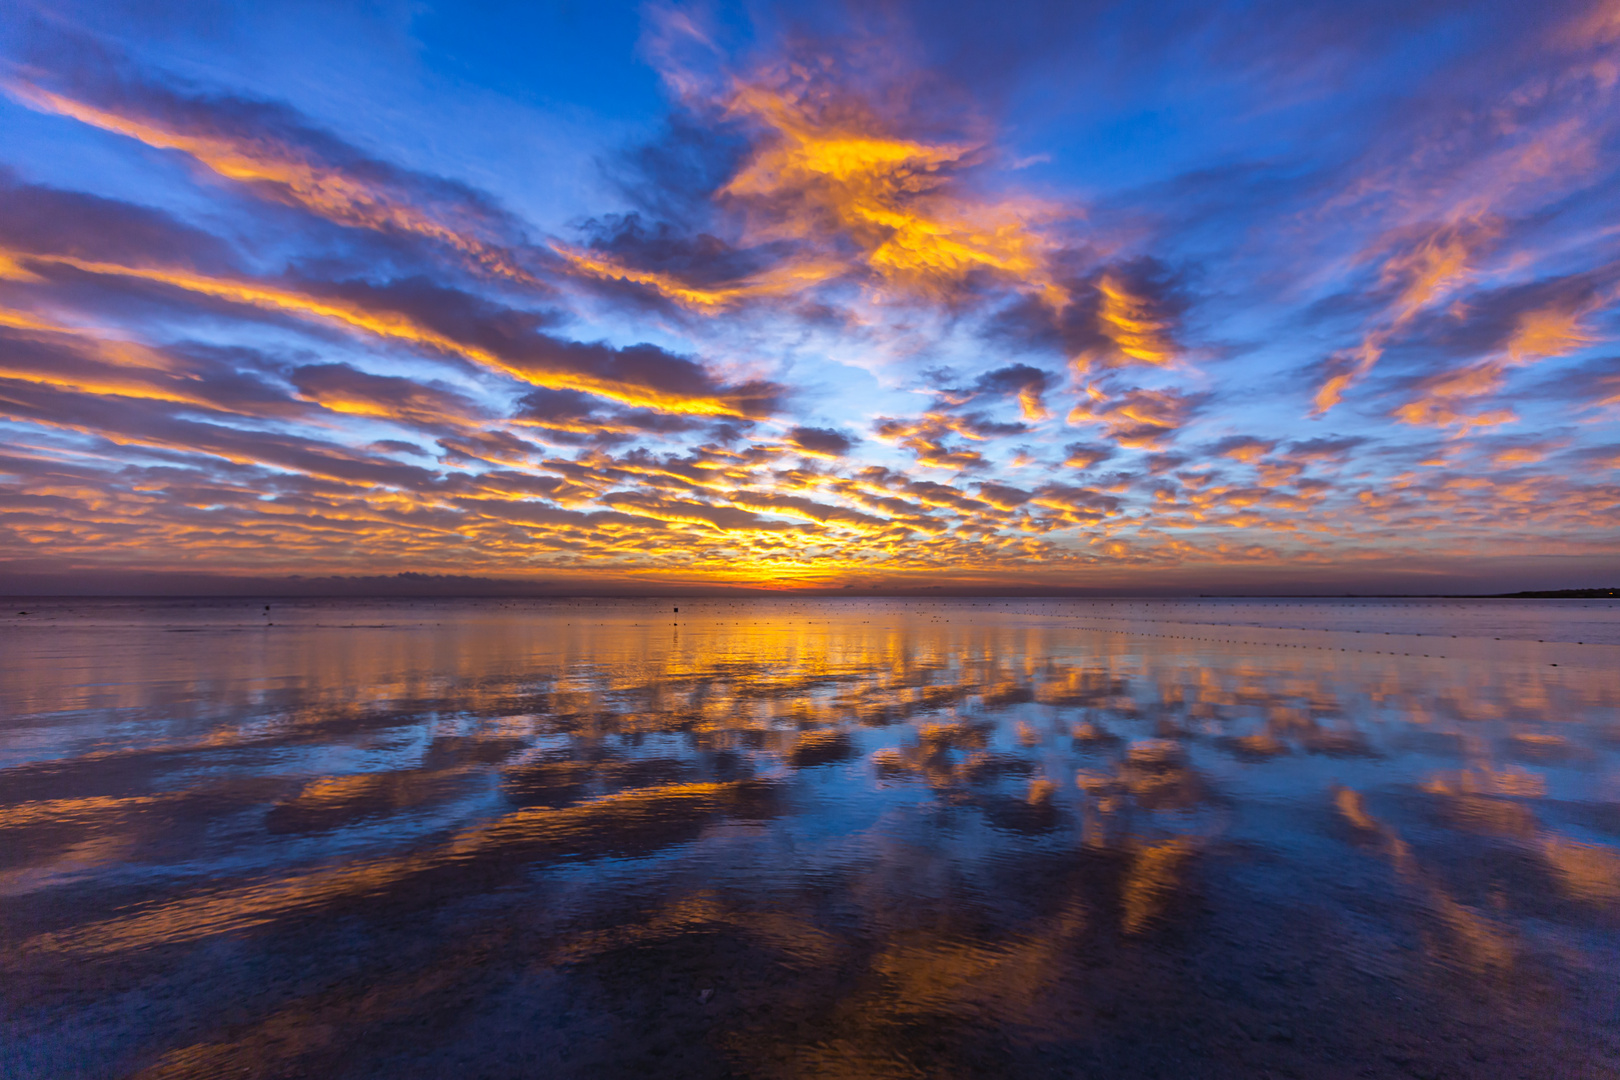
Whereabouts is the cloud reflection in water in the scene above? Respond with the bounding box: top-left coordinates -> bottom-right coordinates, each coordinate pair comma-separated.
1,597 -> 1617,1078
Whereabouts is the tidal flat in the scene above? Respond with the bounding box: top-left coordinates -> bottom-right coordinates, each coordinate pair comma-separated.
2,597 -> 1617,1079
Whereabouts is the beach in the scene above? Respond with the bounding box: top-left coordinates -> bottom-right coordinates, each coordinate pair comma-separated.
2,597 -> 1617,1078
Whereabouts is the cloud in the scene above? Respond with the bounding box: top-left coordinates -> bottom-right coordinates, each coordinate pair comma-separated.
724,490 -> 889,529
872,410 -> 1032,470
989,259 -> 1189,372
1380,280 -> 1610,433
716,71 -> 1063,301
598,490 -> 800,532
290,363 -> 482,429
0,378 -> 441,489
6,70 -> 553,287
1088,269 -> 1184,369
1027,483 -> 1123,526
785,425 -> 857,457
1209,436 -> 1276,463
0,191 -> 783,419
1304,4 -> 1620,417
510,388 -> 711,445
554,31 -> 1084,314
1285,436 -> 1365,462
1067,386 -> 1204,450
1060,442 -> 1115,470
0,169 -> 234,270
972,363 -> 1052,420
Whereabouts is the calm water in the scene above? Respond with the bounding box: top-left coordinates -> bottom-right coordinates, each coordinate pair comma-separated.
2,597 -> 1618,1079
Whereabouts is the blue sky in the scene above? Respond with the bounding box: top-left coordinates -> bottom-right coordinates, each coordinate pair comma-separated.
0,0 -> 1616,592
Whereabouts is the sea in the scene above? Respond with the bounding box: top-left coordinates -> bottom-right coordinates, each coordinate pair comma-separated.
2,597 -> 1617,1079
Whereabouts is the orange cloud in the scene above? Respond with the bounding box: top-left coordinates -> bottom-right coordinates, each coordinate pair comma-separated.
1507,304 -> 1594,362
1491,446 -> 1548,466
1391,297 -> 1601,433
1313,218 -> 1501,416
560,58 -> 1073,314
554,246 -> 846,309
1091,273 -> 1179,367
720,80 -> 1063,302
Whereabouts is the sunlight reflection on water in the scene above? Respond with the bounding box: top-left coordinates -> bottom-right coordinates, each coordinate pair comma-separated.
2,597 -> 1618,1078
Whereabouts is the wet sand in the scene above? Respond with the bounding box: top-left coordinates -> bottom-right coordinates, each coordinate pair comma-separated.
2,597 -> 1617,1078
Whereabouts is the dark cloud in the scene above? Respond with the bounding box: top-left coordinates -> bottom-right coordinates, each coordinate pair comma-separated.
578,213 -> 780,289
1062,442 -> 1114,469
1522,355 -> 1620,408
370,439 -> 430,457
955,413 -> 1029,438
607,114 -> 755,234
1285,436 -> 1366,462
786,425 -> 856,456
973,363 -> 1050,397
975,482 -> 1031,509
0,172 -> 234,270
1145,454 -> 1187,475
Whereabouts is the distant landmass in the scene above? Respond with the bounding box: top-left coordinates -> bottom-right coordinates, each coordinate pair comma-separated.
1,568 -> 1615,600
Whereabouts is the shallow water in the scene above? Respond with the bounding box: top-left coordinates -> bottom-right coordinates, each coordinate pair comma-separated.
2,597 -> 1618,1079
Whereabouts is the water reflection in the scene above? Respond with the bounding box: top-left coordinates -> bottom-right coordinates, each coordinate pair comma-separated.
1,598 -> 1617,1078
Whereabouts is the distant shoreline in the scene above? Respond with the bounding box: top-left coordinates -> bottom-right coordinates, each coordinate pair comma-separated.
2,589 -> 1615,602
1196,589 -> 1620,600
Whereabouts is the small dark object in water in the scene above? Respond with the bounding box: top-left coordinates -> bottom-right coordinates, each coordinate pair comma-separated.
674,607 -> 679,613
697,988 -> 714,1004
17,611 -> 27,616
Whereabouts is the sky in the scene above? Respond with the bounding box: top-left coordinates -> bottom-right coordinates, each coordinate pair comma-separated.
0,0 -> 1617,594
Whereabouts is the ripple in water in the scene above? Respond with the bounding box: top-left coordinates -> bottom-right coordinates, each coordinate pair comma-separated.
2,597 -> 1617,1078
